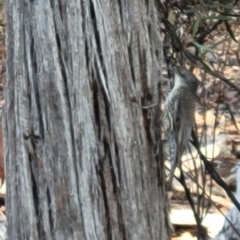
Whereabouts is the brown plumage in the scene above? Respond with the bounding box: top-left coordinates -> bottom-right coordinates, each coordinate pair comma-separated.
162,67 -> 198,188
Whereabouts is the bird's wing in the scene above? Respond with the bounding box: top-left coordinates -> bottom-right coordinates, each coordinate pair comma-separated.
171,91 -> 193,157
164,93 -> 181,187
162,91 -> 181,132
178,91 -> 195,156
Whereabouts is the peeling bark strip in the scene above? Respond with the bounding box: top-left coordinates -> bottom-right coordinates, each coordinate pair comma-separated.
5,0 -> 170,239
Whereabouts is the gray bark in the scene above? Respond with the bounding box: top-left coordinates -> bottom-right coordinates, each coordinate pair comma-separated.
4,0 -> 170,239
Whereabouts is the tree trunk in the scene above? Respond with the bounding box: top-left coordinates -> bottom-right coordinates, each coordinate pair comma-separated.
5,0 -> 170,239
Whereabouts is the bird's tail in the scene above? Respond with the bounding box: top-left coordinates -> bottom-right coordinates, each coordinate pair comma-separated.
167,132 -> 179,189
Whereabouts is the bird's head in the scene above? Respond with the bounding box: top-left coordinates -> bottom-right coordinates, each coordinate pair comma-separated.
173,67 -> 199,91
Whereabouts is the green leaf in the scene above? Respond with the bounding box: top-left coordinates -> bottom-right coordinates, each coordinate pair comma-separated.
217,12 -> 240,17
217,3 -> 234,10
184,8 -> 198,14
224,20 -> 237,42
203,14 -> 232,21
191,18 -> 201,37
193,41 -> 213,53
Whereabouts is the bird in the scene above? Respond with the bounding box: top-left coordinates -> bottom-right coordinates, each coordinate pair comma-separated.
162,66 -> 199,189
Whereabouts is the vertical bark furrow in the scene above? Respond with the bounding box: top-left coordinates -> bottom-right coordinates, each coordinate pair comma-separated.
97,160 -> 111,240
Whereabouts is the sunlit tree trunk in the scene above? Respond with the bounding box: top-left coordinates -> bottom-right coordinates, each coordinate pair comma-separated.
4,0 -> 170,239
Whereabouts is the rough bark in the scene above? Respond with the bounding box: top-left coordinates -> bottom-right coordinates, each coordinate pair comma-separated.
5,0 -> 170,239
